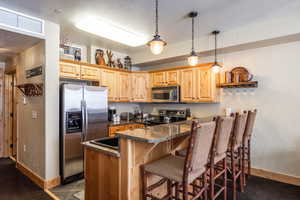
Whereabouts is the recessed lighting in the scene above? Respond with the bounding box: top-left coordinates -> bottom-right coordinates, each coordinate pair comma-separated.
75,17 -> 148,47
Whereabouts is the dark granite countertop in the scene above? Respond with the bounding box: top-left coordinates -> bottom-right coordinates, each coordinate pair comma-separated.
116,120 -> 193,143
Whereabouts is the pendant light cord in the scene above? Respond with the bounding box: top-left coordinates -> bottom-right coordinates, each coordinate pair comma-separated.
192,16 -> 195,52
155,0 -> 159,36
214,32 -> 217,63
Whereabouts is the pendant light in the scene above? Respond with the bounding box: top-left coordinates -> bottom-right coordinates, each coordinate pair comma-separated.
187,12 -> 198,66
211,30 -> 222,73
147,0 -> 167,55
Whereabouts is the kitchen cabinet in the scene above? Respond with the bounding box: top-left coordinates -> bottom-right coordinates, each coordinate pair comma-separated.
100,69 -> 118,102
181,67 -> 218,102
108,123 -> 145,137
81,65 -> 100,81
60,62 -> 81,79
117,72 -> 131,102
131,73 -> 151,102
152,70 -> 180,87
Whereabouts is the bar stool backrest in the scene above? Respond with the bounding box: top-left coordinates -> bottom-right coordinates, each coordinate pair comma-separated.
243,109 -> 257,142
184,121 -> 216,182
213,115 -> 235,157
231,112 -> 248,150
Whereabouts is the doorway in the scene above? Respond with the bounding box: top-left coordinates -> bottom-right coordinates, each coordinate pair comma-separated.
4,72 -> 17,158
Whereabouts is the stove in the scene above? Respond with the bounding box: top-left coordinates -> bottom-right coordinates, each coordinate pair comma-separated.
144,109 -> 188,126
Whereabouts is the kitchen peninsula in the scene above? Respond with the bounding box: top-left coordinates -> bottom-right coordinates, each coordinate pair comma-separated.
83,121 -> 194,200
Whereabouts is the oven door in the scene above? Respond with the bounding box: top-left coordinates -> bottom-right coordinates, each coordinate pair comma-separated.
152,86 -> 180,103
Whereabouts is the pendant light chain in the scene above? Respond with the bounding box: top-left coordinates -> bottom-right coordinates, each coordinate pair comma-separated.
155,0 -> 159,36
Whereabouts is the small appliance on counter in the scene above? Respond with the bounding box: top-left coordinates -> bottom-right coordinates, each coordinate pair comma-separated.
108,107 -> 116,121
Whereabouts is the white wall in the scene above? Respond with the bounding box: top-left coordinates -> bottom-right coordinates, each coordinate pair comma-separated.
140,41 -> 300,178
44,20 -> 60,180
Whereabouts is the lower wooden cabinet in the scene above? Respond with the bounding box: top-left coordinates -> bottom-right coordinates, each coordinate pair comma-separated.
108,123 -> 145,137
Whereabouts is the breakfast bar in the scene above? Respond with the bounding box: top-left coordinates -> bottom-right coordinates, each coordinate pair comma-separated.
83,121 -> 193,200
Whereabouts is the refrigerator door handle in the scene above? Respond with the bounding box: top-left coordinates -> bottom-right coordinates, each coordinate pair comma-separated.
81,100 -> 86,142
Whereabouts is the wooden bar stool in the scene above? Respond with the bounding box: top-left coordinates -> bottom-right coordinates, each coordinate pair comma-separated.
141,121 -> 216,200
227,111 -> 248,200
209,115 -> 235,200
242,109 -> 257,186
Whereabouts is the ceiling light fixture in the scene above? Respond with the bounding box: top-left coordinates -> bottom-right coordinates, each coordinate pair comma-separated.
187,12 -> 198,66
75,17 -> 148,47
147,0 -> 167,55
211,30 -> 222,73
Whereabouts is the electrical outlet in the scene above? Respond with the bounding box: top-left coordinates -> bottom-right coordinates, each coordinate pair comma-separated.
32,111 -> 38,119
23,145 -> 26,152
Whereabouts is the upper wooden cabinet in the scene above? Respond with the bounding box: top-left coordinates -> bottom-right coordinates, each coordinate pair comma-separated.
117,72 -> 131,102
181,67 -> 219,103
152,70 -> 180,87
60,62 -> 81,79
100,69 -> 118,102
131,73 -> 151,102
81,65 -> 100,81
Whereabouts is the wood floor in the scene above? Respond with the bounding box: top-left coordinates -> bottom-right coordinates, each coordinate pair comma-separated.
0,158 -> 52,200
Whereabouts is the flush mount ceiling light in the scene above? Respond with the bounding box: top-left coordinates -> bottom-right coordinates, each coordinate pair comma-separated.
211,30 -> 222,73
147,0 -> 167,55
187,12 -> 198,66
75,17 -> 148,47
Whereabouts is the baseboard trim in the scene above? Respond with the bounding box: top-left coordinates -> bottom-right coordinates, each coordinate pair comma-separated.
45,189 -> 60,200
16,162 -> 60,189
251,168 -> 300,187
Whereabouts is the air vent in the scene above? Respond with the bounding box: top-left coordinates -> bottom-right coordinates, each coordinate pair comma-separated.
0,7 -> 44,35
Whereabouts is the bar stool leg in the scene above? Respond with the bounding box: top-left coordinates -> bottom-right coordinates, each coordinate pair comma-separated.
224,157 -> 227,200
210,165 -> 215,200
142,167 -> 147,200
167,180 -> 172,200
175,183 -> 179,200
183,182 -> 188,200
204,171 -> 208,200
239,148 -> 244,192
231,151 -> 237,200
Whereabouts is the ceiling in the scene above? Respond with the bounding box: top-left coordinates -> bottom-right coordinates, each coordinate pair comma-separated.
0,0 -> 299,53
0,29 -> 42,62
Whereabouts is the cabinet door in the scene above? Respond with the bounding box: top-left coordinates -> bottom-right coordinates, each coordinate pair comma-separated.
81,65 -> 100,81
100,69 -> 117,102
152,72 -> 166,87
194,68 -> 213,101
166,70 -> 180,85
181,69 -> 195,102
118,72 -> 131,102
60,62 -> 81,79
131,73 -> 150,102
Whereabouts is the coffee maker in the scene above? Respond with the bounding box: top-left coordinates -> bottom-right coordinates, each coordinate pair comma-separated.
108,107 -> 116,121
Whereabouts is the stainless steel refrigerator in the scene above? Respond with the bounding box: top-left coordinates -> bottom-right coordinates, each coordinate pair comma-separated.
60,83 -> 108,184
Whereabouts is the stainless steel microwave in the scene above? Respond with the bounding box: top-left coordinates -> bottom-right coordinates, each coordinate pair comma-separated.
152,86 -> 180,103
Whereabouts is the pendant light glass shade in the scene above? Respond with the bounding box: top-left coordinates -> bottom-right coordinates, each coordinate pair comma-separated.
212,62 -> 222,73
147,35 -> 167,55
148,0 -> 167,55
212,30 -> 222,73
188,51 -> 198,66
187,12 -> 198,66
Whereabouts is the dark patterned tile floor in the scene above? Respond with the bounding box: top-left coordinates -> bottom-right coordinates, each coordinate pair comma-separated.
0,158 -> 52,200
50,179 -> 84,200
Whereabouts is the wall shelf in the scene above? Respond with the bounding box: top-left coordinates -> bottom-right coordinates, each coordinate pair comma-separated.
218,81 -> 258,88
16,83 -> 43,96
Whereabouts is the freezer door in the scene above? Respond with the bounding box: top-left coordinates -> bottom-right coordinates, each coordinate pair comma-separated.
61,84 -> 84,181
83,86 -> 108,141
